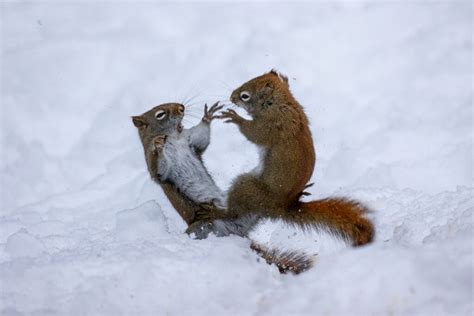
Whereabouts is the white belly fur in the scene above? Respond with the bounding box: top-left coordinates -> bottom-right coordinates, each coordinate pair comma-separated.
251,145 -> 267,176
159,133 -> 226,208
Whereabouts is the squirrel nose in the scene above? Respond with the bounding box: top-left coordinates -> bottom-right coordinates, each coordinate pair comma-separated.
230,92 -> 238,104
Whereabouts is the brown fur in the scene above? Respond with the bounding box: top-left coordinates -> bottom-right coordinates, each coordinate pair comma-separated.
288,198 -> 374,246
160,183 -> 199,225
214,70 -> 374,246
225,71 -> 315,211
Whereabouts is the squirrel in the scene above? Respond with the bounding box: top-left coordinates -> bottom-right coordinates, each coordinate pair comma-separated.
132,102 -> 313,274
187,70 -> 374,246
132,102 -> 226,224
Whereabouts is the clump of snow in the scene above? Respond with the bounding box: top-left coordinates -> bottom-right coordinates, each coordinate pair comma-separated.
1,1 -> 472,315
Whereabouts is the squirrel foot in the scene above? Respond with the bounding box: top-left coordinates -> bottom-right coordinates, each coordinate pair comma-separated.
193,201 -> 225,222
152,135 -> 167,152
216,109 -> 245,125
186,220 -> 215,239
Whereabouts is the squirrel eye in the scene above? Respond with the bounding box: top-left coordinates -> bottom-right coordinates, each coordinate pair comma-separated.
240,91 -> 251,102
178,105 -> 185,114
155,110 -> 166,120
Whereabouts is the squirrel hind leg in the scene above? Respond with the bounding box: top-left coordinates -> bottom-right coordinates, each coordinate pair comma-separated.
227,174 -> 278,216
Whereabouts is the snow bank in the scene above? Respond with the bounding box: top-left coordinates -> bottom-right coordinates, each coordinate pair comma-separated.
1,1 -> 472,315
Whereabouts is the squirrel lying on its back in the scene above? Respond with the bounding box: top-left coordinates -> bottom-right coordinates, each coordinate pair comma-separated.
133,102 -> 226,210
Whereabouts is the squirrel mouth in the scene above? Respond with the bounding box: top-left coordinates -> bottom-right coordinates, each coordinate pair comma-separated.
177,123 -> 183,133
235,102 -> 253,116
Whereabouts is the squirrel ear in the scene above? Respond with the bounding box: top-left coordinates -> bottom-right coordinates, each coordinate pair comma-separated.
264,81 -> 274,93
269,69 -> 289,87
132,116 -> 148,128
269,68 -> 279,76
279,73 -> 289,87
258,82 -> 274,102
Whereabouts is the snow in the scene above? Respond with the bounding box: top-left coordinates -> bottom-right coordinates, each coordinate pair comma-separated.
1,1 -> 472,315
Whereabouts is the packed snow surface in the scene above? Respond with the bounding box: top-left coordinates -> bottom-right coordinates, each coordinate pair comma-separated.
1,1 -> 472,315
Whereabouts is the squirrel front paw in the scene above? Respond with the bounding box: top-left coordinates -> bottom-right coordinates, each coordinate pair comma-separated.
152,135 -> 167,153
202,101 -> 225,123
217,109 -> 245,125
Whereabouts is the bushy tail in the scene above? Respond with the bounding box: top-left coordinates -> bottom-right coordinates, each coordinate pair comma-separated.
250,241 -> 314,274
286,198 -> 374,246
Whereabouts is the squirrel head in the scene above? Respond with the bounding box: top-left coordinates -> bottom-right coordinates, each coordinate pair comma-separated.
132,103 -> 185,141
230,69 -> 291,116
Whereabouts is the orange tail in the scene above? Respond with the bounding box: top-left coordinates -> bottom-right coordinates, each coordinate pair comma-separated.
286,198 -> 375,246
250,241 -> 314,274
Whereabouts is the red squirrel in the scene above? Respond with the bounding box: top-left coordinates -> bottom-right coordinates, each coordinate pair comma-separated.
188,70 -> 374,246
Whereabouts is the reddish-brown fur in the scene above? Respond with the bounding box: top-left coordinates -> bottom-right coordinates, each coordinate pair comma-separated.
213,70 -> 374,246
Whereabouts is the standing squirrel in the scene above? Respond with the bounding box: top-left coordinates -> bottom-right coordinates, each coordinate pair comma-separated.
132,102 -> 313,274
189,70 -> 374,246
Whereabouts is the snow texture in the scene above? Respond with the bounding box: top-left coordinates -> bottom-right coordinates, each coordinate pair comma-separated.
1,1 -> 472,315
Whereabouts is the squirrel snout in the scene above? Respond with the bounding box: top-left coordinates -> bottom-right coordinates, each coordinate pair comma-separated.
230,92 -> 239,105
173,109 -> 184,117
